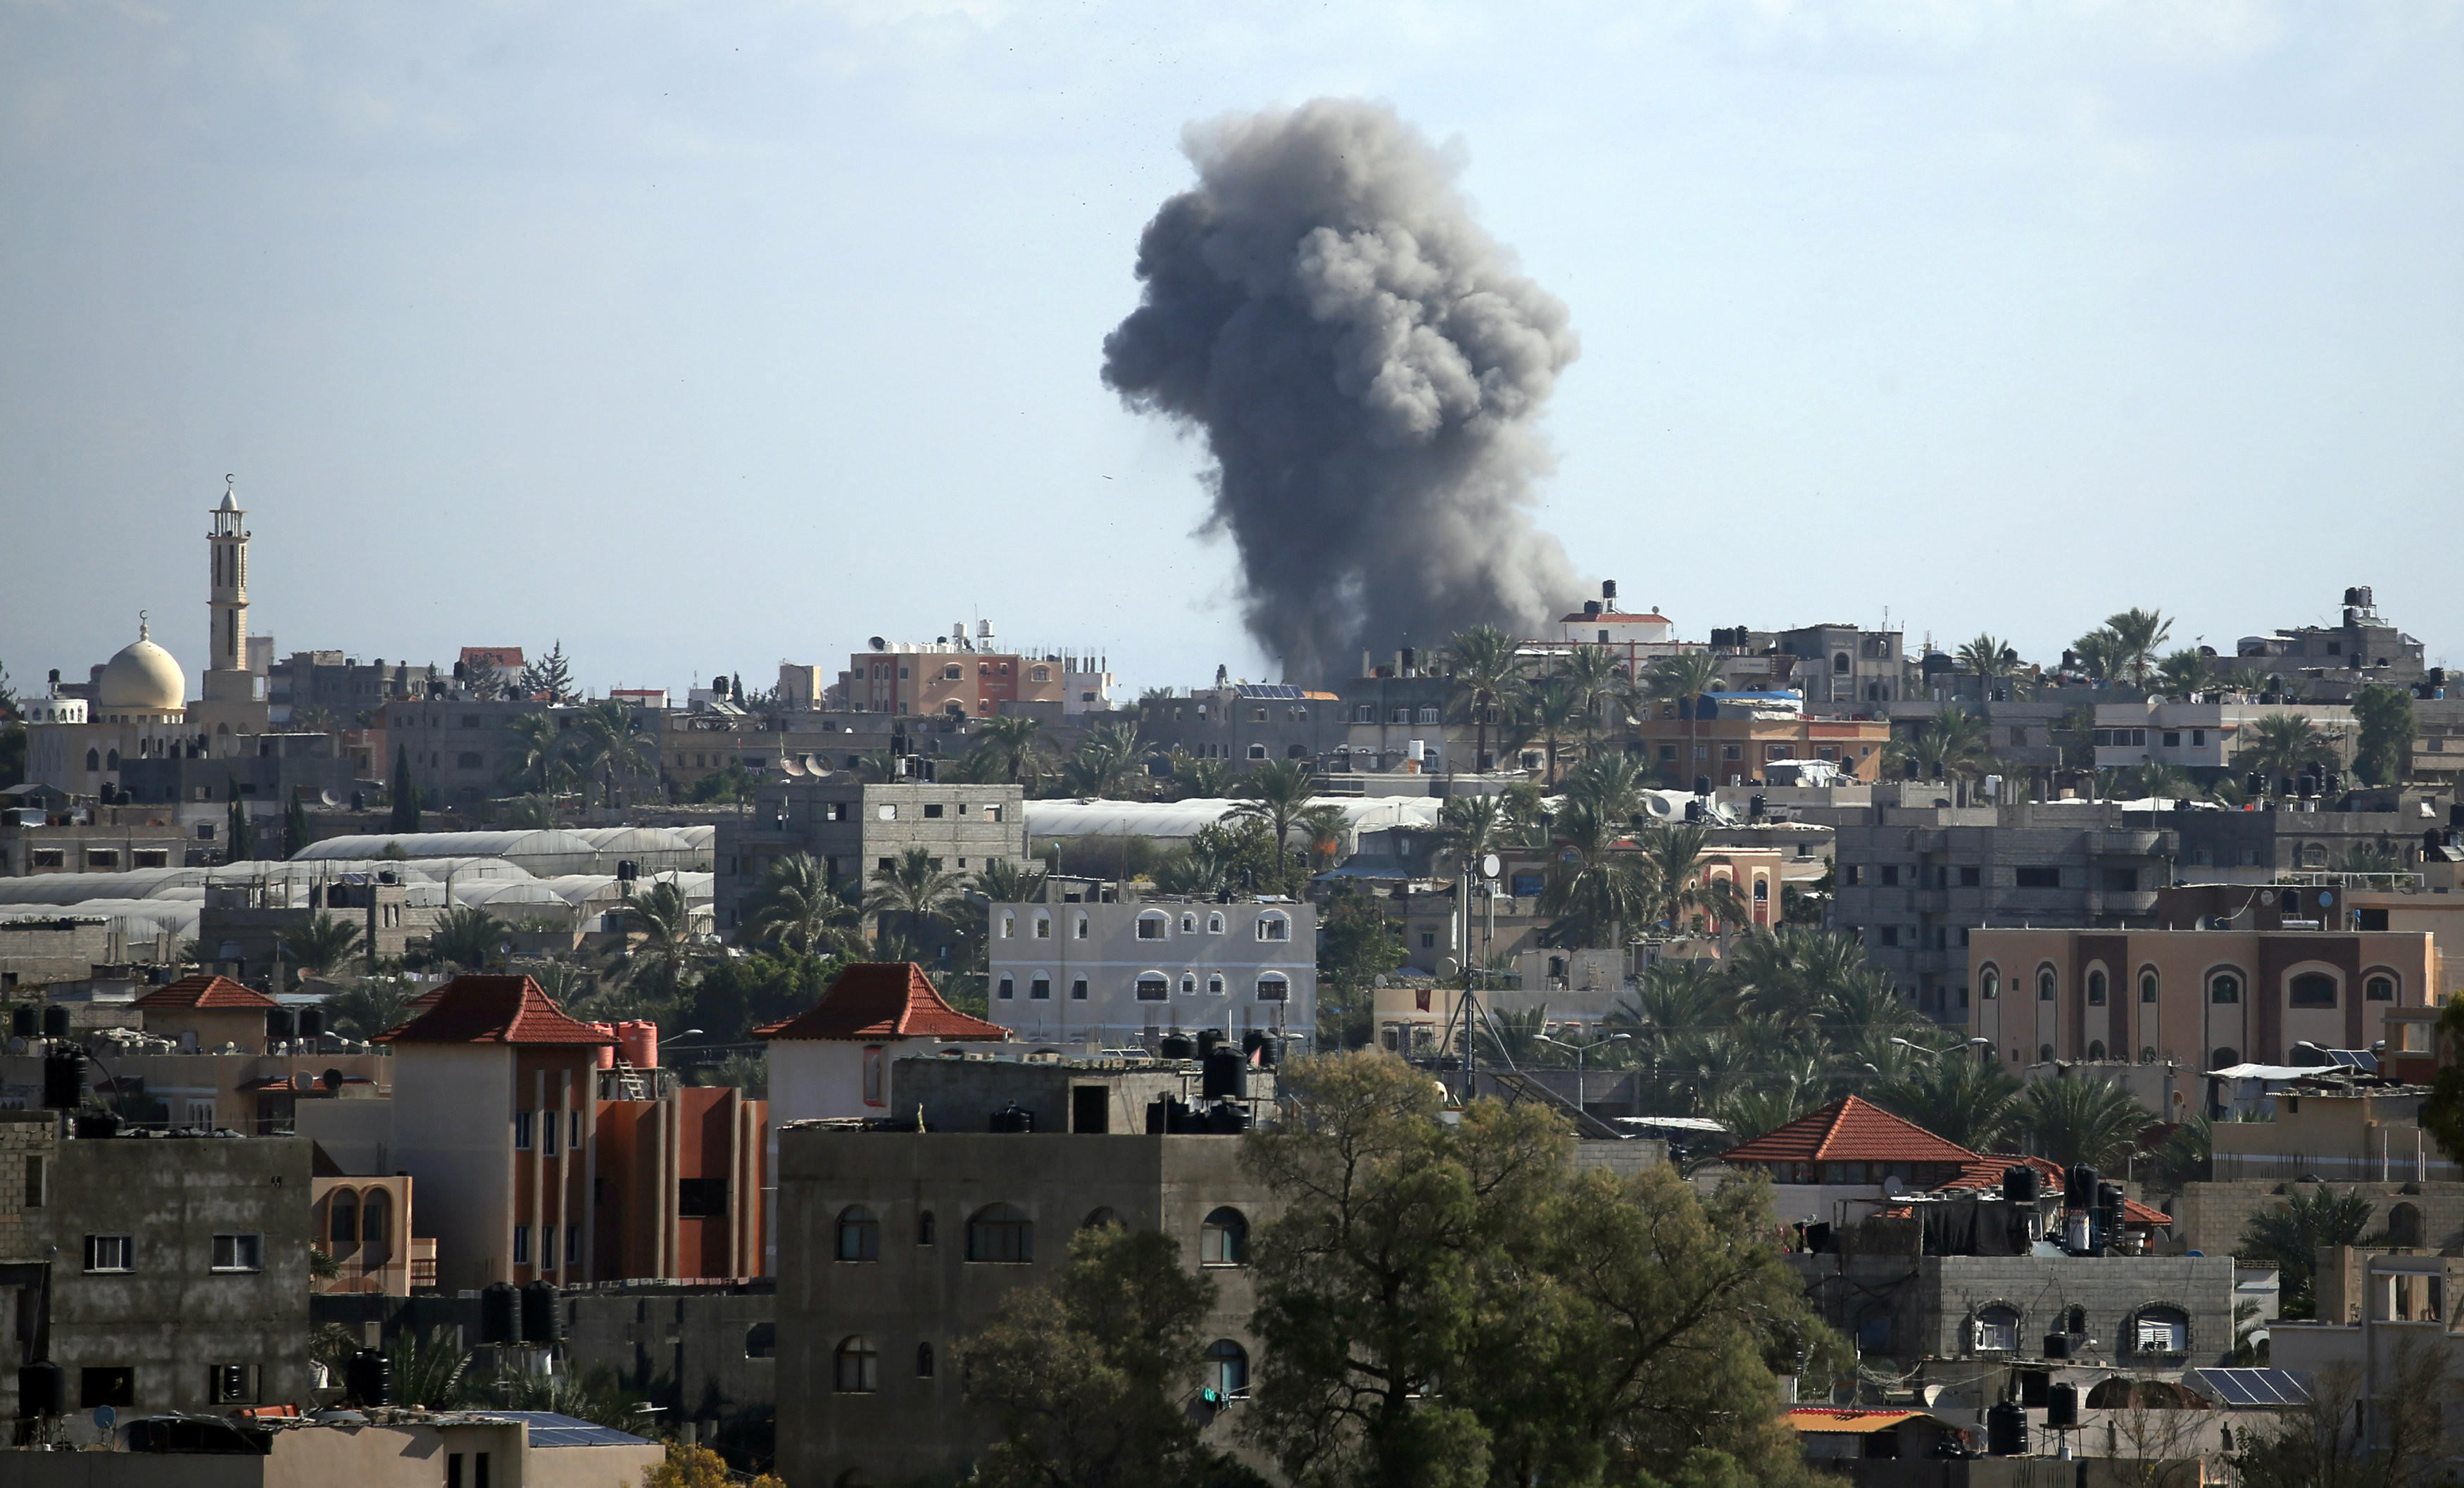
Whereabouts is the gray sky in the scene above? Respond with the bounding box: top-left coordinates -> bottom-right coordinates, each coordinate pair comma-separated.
5,1 -> 2460,699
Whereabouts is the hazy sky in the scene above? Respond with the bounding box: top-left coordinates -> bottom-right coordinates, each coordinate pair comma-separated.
6,1 -> 2460,699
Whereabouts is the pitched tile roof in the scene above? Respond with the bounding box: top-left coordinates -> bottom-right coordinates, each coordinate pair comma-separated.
1940,1154 -> 2171,1225
755,962 -> 1010,1042
1718,1096 -> 1980,1167
1785,1408 -> 1939,1434
132,975 -> 278,1011
377,975 -> 614,1047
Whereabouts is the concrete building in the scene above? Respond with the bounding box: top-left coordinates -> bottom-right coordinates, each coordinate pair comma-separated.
1969,927 -> 2439,1085
2236,586 -> 2429,697
831,622 -> 1067,719
1338,668 -> 1481,775
192,486 -> 275,740
760,962 -> 1012,1126
0,809 -> 205,878
379,695 -> 558,806
0,1410 -> 662,1484
1634,693 -> 1891,790
268,651 -> 440,728
309,1172 -> 422,1296
0,1114 -> 313,1420
1705,623 -> 1911,707
984,897 -> 1318,1052
661,707 -> 898,799
715,778 -> 1029,928
1144,683 -> 1347,771
774,1121 -> 1275,1487
197,877 -> 412,985
2092,698 -> 2358,781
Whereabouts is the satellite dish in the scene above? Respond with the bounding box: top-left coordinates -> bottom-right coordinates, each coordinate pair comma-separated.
93,1405 -> 115,1432
1480,853 -> 1502,880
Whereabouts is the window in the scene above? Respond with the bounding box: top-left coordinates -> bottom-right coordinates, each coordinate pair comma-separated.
208,1232 -> 263,1273
2038,969 -> 2056,1002
84,1235 -> 132,1273
1071,978 -> 1088,1001
2389,1202 -> 2425,1247
543,1109 -> 559,1155
679,1178 -> 728,1218
2016,866 -> 2060,888
2213,1046 -> 2241,1068
2129,1307 -> 2189,1357
207,1363 -> 258,1404
80,1366 -> 134,1409
2368,975 -> 2397,1002
1206,1339 -> 1250,1397
918,1210 -> 937,1246
1138,914 -> 1168,940
1207,974 -> 1224,997
2141,971 -> 2159,1004
1879,926 -> 1900,947
967,1204 -> 1033,1263
745,1323 -> 777,1359
2289,972 -> 2337,1008
1973,1306 -> 2020,1353
1024,976 -> 1050,1001
1000,914 -> 1015,940
84,850 -> 118,870
1257,974 -> 1289,1002
924,803 -> 943,818
1180,974 -> 1198,997
514,1111 -> 535,1149
998,976 -> 1015,1000
2039,1043 -> 2055,1064
2101,869 -> 2138,893
1202,1207 -> 1247,1266
513,1225 -> 532,1266
1136,975 -> 1168,1002
878,805 -> 896,820
917,1341 -> 936,1377
838,1206 -> 881,1261
541,1223 -> 558,1270
1979,969 -> 1998,1000
1960,866 -> 1981,887
1207,913 -> 1225,934
23,1155 -> 41,1209
1247,743 -> 1268,760
2087,971 -> 2106,1007
2087,1040 -> 2106,1061
836,1335 -> 880,1393
1074,915 -> 1089,940
1880,865 -> 1899,887
1082,1207 -> 1124,1230
1034,915 -> 1052,940
2210,973 -> 2242,1004
1257,915 -> 1290,942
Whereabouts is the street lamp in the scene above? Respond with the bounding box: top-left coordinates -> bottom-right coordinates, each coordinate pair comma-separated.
1535,1030 -> 1630,1115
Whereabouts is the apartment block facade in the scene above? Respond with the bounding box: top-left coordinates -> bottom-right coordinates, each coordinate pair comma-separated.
717,781 -> 1029,927
984,897 -> 1319,1051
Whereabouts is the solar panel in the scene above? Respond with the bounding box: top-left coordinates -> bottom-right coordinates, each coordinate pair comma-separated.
2190,1368 -> 2313,1407
484,1411 -> 655,1448
1233,684 -> 1305,700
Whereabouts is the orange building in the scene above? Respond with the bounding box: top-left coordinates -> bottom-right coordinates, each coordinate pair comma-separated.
1633,700 -> 1889,788
595,1083 -> 766,1282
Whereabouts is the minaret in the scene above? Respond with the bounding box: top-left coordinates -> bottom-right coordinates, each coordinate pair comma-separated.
194,477 -> 269,733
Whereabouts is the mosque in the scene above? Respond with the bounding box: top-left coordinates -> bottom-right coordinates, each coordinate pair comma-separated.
25,486 -> 275,798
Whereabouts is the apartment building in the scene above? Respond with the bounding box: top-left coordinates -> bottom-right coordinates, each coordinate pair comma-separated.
1633,695 -> 1890,789
2092,698 -> 2358,780
267,651 -> 441,726
2236,586 -> 2428,697
379,695 -> 555,806
984,897 -> 1319,1052
716,780 -> 1029,926
1338,669 -> 1481,774
831,622 -> 1068,719
1144,683 -> 1345,770
1704,624 -> 1910,707
661,707 -> 899,797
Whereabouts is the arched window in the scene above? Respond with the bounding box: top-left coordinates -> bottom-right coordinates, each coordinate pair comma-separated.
2140,970 -> 2158,1004
1754,878 -> 1768,902
2368,974 -> 2398,1002
1181,914 -> 1198,933
328,1190 -> 358,1246
1257,974 -> 1289,1002
1136,974 -> 1169,1002
967,1204 -> 1033,1263
1205,1339 -> 1250,1397
1207,913 -> 1224,934
2064,1306 -> 2087,1335
997,976 -> 1015,1001
2140,1047 -> 2157,1064
84,749 -> 99,772
2209,973 -> 2241,1004
1202,1207 -> 1247,1266
2038,1044 -> 2055,1064
105,749 -> 119,771
835,1335 -> 879,1392
1179,973 -> 1197,996
2039,969 -> 2056,1001
1833,652 -> 1850,674
744,1323 -> 776,1359
2087,1040 -> 2106,1061
1972,1305 -> 2020,1353
1257,914 -> 1290,942
837,1205 -> 880,1262
917,1210 -> 936,1247
916,1341 -> 936,1377
1000,913 -> 1015,939
2087,970 -> 2107,1007
2390,1202 -> 2425,1247
1207,974 -> 1224,997
2127,1306 -> 2189,1357
1082,1207 -> 1124,1230
2290,972 -> 2337,1008
361,1189 -> 391,1253
1137,911 -> 1169,941
1980,969 -> 1999,1000
2213,1047 -> 2241,1068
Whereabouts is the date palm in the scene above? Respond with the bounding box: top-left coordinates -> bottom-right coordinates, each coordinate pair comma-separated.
1560,643 -> 1624,755
1890,706 -> 1997,783
2154,650 -> 2208,698
741,852 -> 860,955
2105,608 -> 2174,686
1226,758 -> 1316,851
319,976 -> 413,1040
1642,651 -> 1726,788
969,857 -> 1049,906
2020,1074 -> 2153,1169
862,847 -> 967,947
425,905 -> 508,971
1560,752 -> 1647,825
1956,633 -> 2020,695
1631,819 -> 1742,935
2234,712 -> 2342,785
976,714 -> 1045,786
1538,805 -> 1649,949
503,711 -> 575,796
572,698 -> 658,807
277,913 -> 364,979
2070,627 -> 2125,683
1167,750 -> 1235,800
1871,1052 -> 2023,1152
1060,722 -> 1143,800
1523,677 -> 1587,787
1294,803 -> 1351,872
1445,624 -> 1524,774
1433,793 -> 1507,876
623,879 -> 708,1001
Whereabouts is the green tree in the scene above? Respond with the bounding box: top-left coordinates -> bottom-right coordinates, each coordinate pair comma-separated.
1431,795 -> 1507,876
2353,683 -> 2417,786
1559,752 -> 1647,825
623,879 -> 708,1004
2069,626 -> 2124,682
1870,1053 -> 2022,1152
320,976 -> 414,1040
972,857 -> 1049,907
1226,759 -> 1317,853
690,760 -> 757,809
1314,886 -> 1404,1049
740,852 -> 861,957
1642,650 -> 1728,788
282,790 -> 312,858
2020,1076 -> 2151,1169
1560,643 -> 1624,759
2237,1185 -> 2382,1320
958,1225 -> 1255,1488
1521,676 -> 1587,787
1445,624 -> 1525,776
570,698 -> 658,807
517,641 -> 577,705
863,847 -> 967,951
2232,712 -> 2341,787
1061,722 -> 1145,800
2104,608 -> 2174,685
1956,633 -> 2021,695
2153,649 -> 2208,697
977,714 -> 1048,787
503,710 -> 574,796
277,914 -> 364,981
1632,820 -> 1744,935
1887,707 -> 1997,783
1539,805 -> 1649,950
684,950 -> 838,1045
388,745 -> 422,833
225,781 -> 255,861
1295,803 -> 1351,873
424,905 -> 508,971
1167,750 -> 1237,801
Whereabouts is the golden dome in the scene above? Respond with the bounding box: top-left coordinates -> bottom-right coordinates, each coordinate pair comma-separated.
97,620 -> 187,712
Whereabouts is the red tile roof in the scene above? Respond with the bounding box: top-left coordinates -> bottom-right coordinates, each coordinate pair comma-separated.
132,975 -> 277,1011
756,962 -> 1010,1042
1942,1154 -> 2171,1225
1718,1096 -> 1980,1168
1785,1408 -> 1938,1434
377,975 -> 614,1047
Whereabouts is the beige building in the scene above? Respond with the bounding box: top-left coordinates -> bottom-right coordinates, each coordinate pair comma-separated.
0,1412 -> 660,1484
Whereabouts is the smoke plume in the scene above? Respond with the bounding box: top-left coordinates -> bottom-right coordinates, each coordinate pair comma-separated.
1102,99 -> 1581,684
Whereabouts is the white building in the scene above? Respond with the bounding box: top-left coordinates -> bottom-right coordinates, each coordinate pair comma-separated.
2092,699 -> 2358,776
986,897 -> 1318,1052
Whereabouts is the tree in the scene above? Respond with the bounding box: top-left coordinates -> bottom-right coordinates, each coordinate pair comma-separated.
2020,1075 -> 2151,1169
424,906 -> 508,971
1295,803 -> 1351,873
863,847 -> 967,950
971,857 -> 1049,907
1061,722 -> 1144,800
2230,1342 -> 2450,1488
1431,795 -> 1507,876
2104,608 -> 2173,685
958,1224 -> 1253,1488
646,1442 -> 784,1488
1632,820 -> 1742,935
517,641 -> 577,705
388,745 -> 422,833
977,714 -> 1047,786
1642,651 -> 1726,788
1955,633 -> 2022,695
624,879 -> 708,1002
2353,683 -> 2416,786
570,698 -> 658,807
225,781 -> 255,861
1540,806 -> 1650,950
1890,707 -> 1997,784
1560,643 -> 1624,758
320,976 -> 413,1040
1168,750 -> 1236,801
1559,752 -> 1647,825
1226,759 -> 1316,853
2233,712 -> 2342,788
741,852 -> 861,957
503,712 -> 574,796
1314,886 -> 1403,1049
1445,624 -> 1523,775
277,914 -> 364,981
283,790 -> 313,858
1521,677 -> 1586,788
684,950 -> 836,1045
461,653 -> 504,700
2069,626 -> 2124,682
1870,1053 -> 2022,1152
690,760 -> 757,809
2153,649 -> 2208,698
2237,1185 -> 2382,1320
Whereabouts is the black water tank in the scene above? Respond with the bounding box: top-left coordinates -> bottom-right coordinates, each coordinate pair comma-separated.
265,1007 -> 296,1042
1195,1029 -> 1221,1058
1241,1030 -> 1270,1063
480,1281 -> 520,1345
988,1103 -> 1035,1134
40,1005 -> 70,1040
344,1348 -> 391,1407
1158,1034 -> 1195,1061
2018,1368 -> 2049,1407
40,1049 -> 84,1110
1207,1102 -> 1251,1135
2003,1165 -> 2040,1204
1202,1050 -> 1246,1102
2047,1382 -> 2080,1428
72,1111 -> 120,1140
2066,1165 -> 2098,1209
298,1008 -> 326,1039
8,1006 -> 32,1040
520,1280 -> 560,1344
16,1360 -> 63,1417
1986,1400 -> 2027,1456
2043,1332 -> 2072,1360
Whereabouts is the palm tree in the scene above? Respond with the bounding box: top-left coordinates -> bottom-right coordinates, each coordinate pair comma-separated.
1609,958 -> 1738,1044
1956,634 -> 2020,696
976,714 -> 1045,786
2234,713 -> 2342,787
2105,608 -> 2174,685
1150,847 -> 1232,897
862,847 -> 967,948
1727,923 -> 1881,1028
277,914 -> 365,981
1446,624 -> 1524,774
1294,803 -> 1350,873
855,750 -> 902,784
741,852 -> 861,955
2070,627 -> 2125,683
2237,1185 -> 2382,1317
1522,677 -> 1587,787
1226,758 -> 1316,851
1889,707 -> 1997,783
320,976 -> 413,1040
2020,1076 -> 2151,1168
1060,722 -> 1143,800
1167,750 -> 1236,800
1559,752 -> 1647,825
503,712 -> 574,796
1432,794 -> 1507,876
2103,761 -> 2194,801
2153,650 -> 2208,698
1561,644 -> 1624,757
1642,651 -> 1726,788
1630,819 -> 1743,935
425,905 -> 508,971
1871,1053 -> 2023,1152
501,793 -> 561,830
570,699 -> 658,807
1538,805 -> 1649,949
624,879 -> 708,1001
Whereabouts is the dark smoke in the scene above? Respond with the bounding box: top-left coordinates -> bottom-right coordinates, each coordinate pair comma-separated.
1102,99 -> 1581,684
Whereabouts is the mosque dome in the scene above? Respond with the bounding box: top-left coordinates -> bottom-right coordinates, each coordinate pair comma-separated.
96,621 -> 187,712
